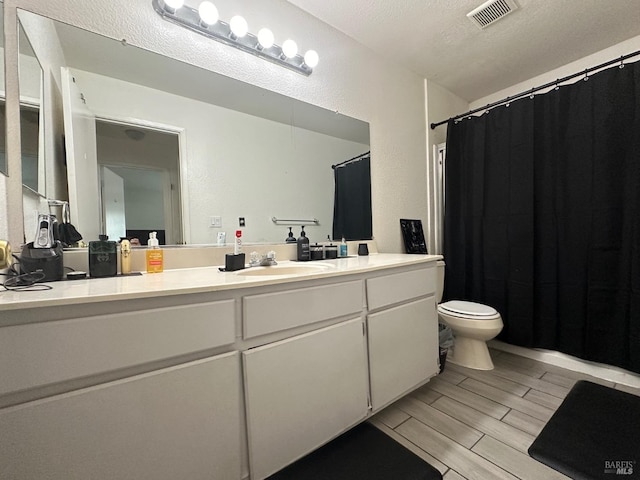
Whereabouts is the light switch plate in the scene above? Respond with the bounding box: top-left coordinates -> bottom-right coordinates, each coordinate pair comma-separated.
210,216 -> 222,228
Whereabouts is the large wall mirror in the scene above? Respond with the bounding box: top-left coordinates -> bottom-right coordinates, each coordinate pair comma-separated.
17,10 -> 371,246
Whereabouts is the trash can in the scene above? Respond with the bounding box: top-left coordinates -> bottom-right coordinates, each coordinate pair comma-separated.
438,323 -> 454,373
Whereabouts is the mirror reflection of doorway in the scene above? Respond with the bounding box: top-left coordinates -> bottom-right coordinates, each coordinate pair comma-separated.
96,120 -> 182,245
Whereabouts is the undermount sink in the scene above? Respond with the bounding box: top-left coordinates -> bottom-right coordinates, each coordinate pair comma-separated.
235,263 -> 333,277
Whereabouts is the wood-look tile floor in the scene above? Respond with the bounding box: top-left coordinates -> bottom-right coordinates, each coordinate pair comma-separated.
370,349 -> 640,480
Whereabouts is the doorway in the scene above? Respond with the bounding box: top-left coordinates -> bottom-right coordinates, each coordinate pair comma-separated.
96,120 -> 182,245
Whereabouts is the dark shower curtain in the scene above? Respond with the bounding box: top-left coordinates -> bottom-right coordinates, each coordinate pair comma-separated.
332,157 -> 372,241
444,59 -> 640,374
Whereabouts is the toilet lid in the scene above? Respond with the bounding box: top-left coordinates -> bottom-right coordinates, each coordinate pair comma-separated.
439,300 -> 498,317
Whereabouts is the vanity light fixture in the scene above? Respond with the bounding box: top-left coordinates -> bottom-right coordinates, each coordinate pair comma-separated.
152,0 -> 318,76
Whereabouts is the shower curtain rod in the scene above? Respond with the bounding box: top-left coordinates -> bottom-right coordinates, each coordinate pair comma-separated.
331,151 -> 370,170
430,48 -> 640,130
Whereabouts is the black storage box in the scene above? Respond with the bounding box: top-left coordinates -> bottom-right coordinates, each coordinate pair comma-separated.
225,253 -> 245,271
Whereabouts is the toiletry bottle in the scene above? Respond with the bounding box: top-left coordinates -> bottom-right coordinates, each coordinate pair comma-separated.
89,234 -> 118,277
121,239 -> 131,275
297,226 -> 310,261
285,227 -> 297,243
146,231 -> 164,273
234,230 -> 242,255
339,236 -> 348,258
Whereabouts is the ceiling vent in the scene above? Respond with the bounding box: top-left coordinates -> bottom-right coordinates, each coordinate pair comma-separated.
467,0 -> 518,29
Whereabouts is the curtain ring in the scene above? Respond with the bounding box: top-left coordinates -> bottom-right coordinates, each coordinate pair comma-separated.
583,69 -> 589,81
529,88 -> 535,99
619,56 -> 625,69
554,79 -> 560,91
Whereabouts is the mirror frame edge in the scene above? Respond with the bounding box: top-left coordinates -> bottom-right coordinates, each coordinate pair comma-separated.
4,2 -> 28,248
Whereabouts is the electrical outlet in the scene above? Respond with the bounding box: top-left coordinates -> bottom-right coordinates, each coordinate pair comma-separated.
210,216 -> 222,228
239,217 -> 245,227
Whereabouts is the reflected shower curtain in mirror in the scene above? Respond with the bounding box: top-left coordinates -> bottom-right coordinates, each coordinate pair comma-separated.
332,156 -> 372,241
444,59 -> 640,374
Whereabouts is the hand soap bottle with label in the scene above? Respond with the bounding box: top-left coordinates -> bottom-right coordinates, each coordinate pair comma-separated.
297,226 -> 310,261
146,231 -> 164,273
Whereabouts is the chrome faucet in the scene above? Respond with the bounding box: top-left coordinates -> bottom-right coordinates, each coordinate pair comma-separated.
249,250 -> 278,267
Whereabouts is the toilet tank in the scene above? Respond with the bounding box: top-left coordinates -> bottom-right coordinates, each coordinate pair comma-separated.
436,260 -> 445,303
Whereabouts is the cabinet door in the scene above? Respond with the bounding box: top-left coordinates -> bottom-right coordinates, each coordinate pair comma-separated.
243,318 -> 369,480
0,353 -> 243,480
368,297 -> 438,411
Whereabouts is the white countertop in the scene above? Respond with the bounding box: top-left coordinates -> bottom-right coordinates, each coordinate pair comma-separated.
0,254 -> 442,311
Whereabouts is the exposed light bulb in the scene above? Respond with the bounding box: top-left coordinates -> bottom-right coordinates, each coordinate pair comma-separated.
303,50 -> 319,68
229,15 -> 248,38
282,39 -> 298,58
198,2 -> 219,26
163,0 -> 184,11
257,28 -> 274,49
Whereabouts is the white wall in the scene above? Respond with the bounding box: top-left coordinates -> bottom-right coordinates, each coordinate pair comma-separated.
470,35 -> 640,109
73,69 -> 367,244
2,0 -> 428,252
424,79 -> 468,254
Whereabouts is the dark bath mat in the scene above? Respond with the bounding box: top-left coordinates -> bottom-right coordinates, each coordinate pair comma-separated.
528,380 -> 640,479
268,421 -> 442,480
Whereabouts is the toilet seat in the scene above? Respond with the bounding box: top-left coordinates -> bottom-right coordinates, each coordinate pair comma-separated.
438,300 -> 498,320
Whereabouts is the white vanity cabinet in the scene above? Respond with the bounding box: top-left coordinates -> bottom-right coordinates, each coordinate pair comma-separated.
0,299 -> 244,480
0,352 -> 243,480
243,319 -> 369,480
241,281 -> 368,479
366,266 -> 439,411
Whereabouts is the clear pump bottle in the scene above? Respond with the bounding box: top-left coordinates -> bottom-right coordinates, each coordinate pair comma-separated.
146,231 -> 164,273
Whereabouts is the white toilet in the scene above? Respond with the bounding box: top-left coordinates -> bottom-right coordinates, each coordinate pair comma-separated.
436,261 -> 503,370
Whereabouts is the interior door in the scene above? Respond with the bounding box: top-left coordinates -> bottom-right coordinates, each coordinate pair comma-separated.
101,166 -> 126,241
61,67 -> 100,242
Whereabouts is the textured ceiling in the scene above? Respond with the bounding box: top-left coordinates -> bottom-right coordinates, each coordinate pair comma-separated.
286,0 -> 640,101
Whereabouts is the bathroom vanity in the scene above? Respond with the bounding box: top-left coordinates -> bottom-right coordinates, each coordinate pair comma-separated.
0,253 -> 441,480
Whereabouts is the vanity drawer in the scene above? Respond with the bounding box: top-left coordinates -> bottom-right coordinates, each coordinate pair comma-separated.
0,300 -> 235,396
243,281 -> 363,339
366,266 -> 435,310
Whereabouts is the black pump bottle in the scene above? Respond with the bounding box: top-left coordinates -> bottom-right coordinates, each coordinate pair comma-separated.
297,226 -> 310,261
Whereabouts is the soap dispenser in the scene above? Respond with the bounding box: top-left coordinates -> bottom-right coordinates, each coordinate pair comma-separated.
339,236 -> 348,258
146,231 -> 164,273
297,226 -> 310,261
285,227 -> 297,243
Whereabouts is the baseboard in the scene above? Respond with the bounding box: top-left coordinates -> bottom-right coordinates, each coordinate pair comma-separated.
489,340 -> 640,388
